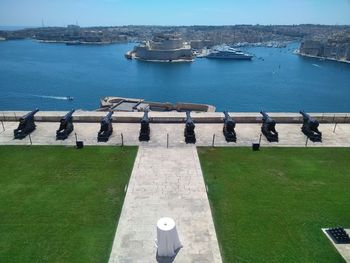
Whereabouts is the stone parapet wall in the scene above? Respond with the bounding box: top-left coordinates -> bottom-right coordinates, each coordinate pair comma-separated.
1,111 -> 349,124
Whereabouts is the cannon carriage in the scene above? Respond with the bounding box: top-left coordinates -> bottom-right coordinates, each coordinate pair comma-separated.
260,111 -> 279,142
56,109 -> 75,140
299,111 -> 322,142
97,111 -> 113,142
14,109 -> 39,139
184,111 -> 196,144
223,111 -> 236,142
139,110 -> 150,141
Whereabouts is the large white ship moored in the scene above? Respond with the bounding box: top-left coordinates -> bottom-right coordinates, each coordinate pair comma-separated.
206,45 -> 253,60
128,34 -> 194,62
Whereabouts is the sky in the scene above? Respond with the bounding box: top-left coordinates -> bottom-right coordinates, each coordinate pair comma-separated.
0,0 -> 350,27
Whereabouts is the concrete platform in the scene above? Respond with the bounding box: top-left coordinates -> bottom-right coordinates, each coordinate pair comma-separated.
108,146 -> 222,263
1,121 -> 350,147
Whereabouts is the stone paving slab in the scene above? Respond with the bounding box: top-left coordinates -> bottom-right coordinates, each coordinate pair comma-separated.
1,121 -> 350,147
108,146 -> 222,263
322,228 -> 350,262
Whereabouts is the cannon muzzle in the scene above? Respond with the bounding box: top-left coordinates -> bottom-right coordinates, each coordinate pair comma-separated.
21,108 -> 39,121
60,109 -> 75,123
141,110 -> 149,124
102,111 -> 113,123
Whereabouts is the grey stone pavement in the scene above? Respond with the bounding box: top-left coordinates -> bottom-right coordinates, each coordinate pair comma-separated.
108,146 -> 222,263
1,121 -> 350,147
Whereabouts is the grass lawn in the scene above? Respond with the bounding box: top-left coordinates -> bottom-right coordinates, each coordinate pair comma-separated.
198,147 -> 350,263
0,146 -> 137,263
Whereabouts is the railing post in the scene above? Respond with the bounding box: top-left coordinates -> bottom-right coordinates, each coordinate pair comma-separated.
212,134 -> 215,147
333,123 -> 338,133
305,137 -> 309,147
167,133 -> 169,148
1,120 -> 4,132
28,133 -> 32,145
121,133 -> 124,147
259,133 -> 262,144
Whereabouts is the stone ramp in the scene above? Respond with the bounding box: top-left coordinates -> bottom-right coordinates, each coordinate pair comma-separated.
108,146 -> 222,263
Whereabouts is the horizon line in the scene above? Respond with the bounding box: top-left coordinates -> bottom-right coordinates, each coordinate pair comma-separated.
1,23 -> 350,29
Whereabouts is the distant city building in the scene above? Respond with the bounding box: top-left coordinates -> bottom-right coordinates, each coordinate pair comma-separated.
300,40 -> 350,62
190,40 -> 214,49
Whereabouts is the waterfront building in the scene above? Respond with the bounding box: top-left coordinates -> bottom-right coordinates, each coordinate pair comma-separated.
132,34 -> 193,62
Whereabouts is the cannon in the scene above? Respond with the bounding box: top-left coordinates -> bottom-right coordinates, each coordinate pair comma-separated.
299,111 -> 322,142
139,111 -> 150,141
260,111 -> 279,142
223,111 -> 236,142
56,109 -> 75,140
184,111 -> 196,144
14,109 -> 39,139
97,111 -> 113,142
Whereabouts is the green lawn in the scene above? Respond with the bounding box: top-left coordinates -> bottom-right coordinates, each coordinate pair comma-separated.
0,146 -> 137,263
198,147 -> 350,263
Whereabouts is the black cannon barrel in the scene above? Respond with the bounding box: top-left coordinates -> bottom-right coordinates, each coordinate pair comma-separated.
260,110 -> 268,118
141,110 -> 149,123
223,111 -> 235,127
61,109 -> 75,122
299,110 -> 316,122
185,111 -> 193,123
223,111 -> 231,121
21,108 -> 39,120
260,111 -> 272,122
299,110 -> 309,118
102,111 -> 113,123
300,110 -> 319,124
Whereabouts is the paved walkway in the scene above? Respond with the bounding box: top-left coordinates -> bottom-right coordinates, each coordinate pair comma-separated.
2,122 -> 350,147
108,146 -> 222,263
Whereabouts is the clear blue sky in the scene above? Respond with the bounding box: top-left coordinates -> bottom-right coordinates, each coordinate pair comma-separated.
1,0 -> 350,26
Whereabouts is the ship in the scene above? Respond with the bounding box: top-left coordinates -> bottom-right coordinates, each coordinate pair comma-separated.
206,45 -> 253,60
129,34 -> 194,62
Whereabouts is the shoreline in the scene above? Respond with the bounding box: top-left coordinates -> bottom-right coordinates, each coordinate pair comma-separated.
36,40 -> 117,45
133,55 -> 194,63
295,50 -> 350,64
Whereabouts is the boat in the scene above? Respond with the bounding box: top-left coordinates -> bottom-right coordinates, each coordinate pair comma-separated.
206,45 -> 253,60
129,34 -> 194,62
66,41 -> 82,46
66,96 -> 74,101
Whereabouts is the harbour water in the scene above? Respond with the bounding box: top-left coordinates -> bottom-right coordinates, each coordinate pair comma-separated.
0,40 -> 349,112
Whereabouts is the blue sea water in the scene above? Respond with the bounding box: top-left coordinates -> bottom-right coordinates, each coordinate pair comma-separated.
0,39 -> 349,112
